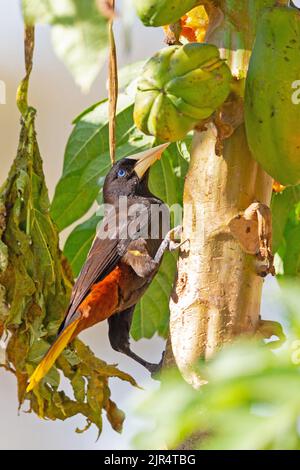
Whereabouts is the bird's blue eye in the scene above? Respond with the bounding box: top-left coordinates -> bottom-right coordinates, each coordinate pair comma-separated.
117,168 -> 126,177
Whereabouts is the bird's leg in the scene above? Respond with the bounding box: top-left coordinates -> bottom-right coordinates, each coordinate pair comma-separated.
122,226 -> 185,279
154,225 -> 184,265
108,307 -> 164,376
112,227 -> 184,377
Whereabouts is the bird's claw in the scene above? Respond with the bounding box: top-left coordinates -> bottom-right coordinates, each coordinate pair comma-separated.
167,225 -> 190,252
149,350 -> 165,380
169,225 -> 183,242
154,226 -> 187,263
167,225 -> 183,252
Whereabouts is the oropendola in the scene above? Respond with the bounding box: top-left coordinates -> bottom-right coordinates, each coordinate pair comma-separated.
26,143 -> 182,392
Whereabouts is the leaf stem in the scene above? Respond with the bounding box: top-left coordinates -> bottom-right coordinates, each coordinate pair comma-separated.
16,25 -> 35,117
108,0 -> 118,165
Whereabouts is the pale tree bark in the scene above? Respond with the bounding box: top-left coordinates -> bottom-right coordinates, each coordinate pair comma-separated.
167,124 -> 273,386
163,0 -> 285,387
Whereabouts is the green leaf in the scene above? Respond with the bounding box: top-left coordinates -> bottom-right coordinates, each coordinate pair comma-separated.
280,225 -> 300,277
64,213 -> 101,277
131,252 -> 177,340
272,186 -> 300,252
51,94 -> 153,231
61,138 -> 188,339
272,186 -> 300,279
22,0 -> 109,91
54,72 -> 189,340
131,143 -> 189,339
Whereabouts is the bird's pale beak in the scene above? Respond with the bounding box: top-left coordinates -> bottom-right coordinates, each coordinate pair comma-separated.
127,143 -> 170,179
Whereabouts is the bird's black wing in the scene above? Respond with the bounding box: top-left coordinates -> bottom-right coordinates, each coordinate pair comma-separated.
58,204 -> 151,333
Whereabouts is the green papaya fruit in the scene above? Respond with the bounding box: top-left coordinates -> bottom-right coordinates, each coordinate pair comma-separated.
133,0 -> 199,27
245,6 -> 300,185
134,43 -> 232,142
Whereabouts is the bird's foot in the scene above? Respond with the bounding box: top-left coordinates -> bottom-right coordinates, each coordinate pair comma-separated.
149,350 -> 165,381
168,225 -> 183,241
167,225 -> 182,251
116,343 -> 164,379
154,226 -> 188,264
168,225 -> 189,252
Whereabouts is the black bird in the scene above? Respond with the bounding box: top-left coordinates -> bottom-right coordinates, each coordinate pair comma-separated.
26,143 -> 182,392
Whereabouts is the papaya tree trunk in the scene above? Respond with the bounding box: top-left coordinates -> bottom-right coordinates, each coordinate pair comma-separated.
163,0 -> 281,386
167,124 -> 272,386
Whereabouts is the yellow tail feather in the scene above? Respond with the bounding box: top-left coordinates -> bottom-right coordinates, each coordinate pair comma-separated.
26,318 -> 80,393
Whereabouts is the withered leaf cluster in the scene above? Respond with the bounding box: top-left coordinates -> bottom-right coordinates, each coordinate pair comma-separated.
0,107 -> 137,435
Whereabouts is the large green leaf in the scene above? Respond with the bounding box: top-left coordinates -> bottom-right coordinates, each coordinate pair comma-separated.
51,95 -> 153,231
63,213 -> 101,277
131,252 -> 177,340
272,186 -> 300,277
272,186 -> 300,253
57,86 -> 190,339
131,143 -> 189,339
22,0 -> 109,91
62,141 -> 189,339
282,225 -> 300,277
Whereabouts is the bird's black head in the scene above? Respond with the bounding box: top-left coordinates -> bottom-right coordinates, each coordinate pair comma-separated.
103,143 -> 169,203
